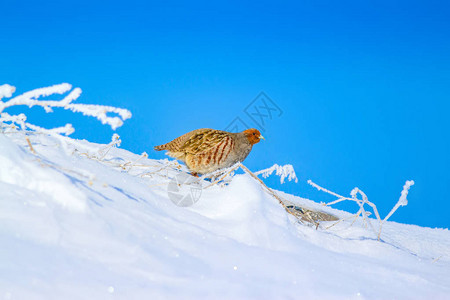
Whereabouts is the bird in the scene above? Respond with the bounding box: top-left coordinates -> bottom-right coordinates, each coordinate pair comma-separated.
154,128 -> 264,176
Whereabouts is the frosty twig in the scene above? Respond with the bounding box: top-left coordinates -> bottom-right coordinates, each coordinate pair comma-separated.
308,179 -> 415,240
0,83 -> 131,132
254,164 -> 298,184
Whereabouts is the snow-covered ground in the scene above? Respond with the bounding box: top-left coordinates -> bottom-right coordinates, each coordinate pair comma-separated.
0,131 -> 449,300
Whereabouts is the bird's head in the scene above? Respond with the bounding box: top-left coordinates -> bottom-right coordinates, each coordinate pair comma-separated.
243,128 -> 265,145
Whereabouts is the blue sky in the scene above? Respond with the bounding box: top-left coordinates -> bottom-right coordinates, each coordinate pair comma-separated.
2,0 -> 449,228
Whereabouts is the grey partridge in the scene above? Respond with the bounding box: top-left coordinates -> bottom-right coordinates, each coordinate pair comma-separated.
154,128 -> 264,175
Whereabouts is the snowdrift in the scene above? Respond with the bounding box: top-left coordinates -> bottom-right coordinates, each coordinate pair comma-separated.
1,132 -> 449,300
1,83 -> 449,299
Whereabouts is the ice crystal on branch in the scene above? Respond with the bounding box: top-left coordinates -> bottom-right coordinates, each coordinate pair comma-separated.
254,164 -> 298,184
0,84 -> 16,100
308,179 -> 415,240
0,83 -> 131,132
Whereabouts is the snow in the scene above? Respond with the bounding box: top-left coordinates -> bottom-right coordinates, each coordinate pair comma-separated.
0,131 -> 449,300
0,135 -> 86,212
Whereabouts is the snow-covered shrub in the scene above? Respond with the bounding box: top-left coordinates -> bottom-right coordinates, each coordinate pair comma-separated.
308,179 -> 415,240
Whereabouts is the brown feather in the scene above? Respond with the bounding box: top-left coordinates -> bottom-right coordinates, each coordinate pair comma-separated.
154,128 -> 263,175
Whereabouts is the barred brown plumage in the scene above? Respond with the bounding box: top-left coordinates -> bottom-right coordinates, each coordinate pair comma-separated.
154,128 -> 264,176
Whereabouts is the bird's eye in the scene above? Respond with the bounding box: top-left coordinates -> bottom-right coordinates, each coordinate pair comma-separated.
253,133 -> 255,135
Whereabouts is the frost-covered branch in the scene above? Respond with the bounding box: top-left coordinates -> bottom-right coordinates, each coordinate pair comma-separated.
307,180 -> 344,199
0,84 -> 16,100
98,134 -> 122,159
378,180 -> 415,237
308,179 -> 414,240
120,152 -> 149,172
0,112 -> 27,130
1,83 -> 132,158
26,123 -> 75,136
255,164 -> 298,184
0,83 -> 131,131
384,180 -> 414,222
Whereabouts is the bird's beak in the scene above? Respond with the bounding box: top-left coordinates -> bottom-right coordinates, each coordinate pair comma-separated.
259,135 -> 265,140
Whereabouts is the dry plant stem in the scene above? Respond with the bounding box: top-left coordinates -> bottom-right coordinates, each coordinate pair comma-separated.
25,137 -> 36,154
99,147 -> 113,160
325,214 -> 359,230
354,197 -> 376,232
314,180 -> 381,238
326,197 -> 349,206
203,164 -> 240,189
98,140 -> 120,160
129,163 -> 169,169
139,163 -> 183,178
239,163 -> 319,226
140,172 -> 170,180
307,180 -> 343,198
308,179 -> 413,241
350,210 -> 363,226
378,195 -> 410,238
239,163 -> 285,205
137,161 -> 185,180
432,255 -> 443,263
353,188 -> 382,221
121,152 -> 148,172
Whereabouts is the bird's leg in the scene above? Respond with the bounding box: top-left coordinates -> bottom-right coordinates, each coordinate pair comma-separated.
190,172 -> 199,177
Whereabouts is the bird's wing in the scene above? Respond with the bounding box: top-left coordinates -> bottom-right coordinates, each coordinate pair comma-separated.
155,128 -> 211,152
181,130 -> 230,155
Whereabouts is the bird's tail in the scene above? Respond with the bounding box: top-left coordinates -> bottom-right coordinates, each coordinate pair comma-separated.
154,143 -> 168,151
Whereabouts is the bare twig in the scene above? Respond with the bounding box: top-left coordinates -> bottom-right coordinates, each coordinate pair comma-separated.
308,179 -> 414,240
432,255 -> 443,264
202,163 -> 241,189
240,163 -> 338,226
120,152 -> 148,172
25,137 -> 36,154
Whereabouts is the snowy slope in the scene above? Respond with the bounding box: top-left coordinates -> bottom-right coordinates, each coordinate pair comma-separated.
0,132 -> 449,300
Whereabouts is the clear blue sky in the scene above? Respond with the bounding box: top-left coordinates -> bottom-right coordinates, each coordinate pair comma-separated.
2,0 -> 449,228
